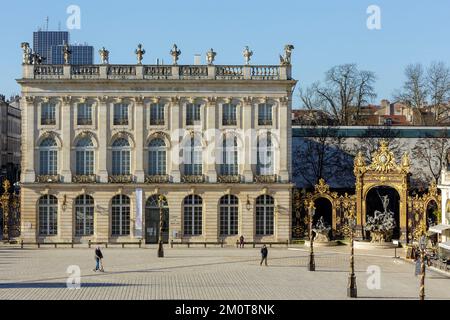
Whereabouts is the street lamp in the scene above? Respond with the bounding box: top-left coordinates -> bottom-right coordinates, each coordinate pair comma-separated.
308,200 -> 316,272
347,204 -> 357,298
157,195 -> 165,258
418,230 -> 427,301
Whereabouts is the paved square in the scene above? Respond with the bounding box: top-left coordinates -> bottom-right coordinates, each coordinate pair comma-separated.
0,244 -> 449,300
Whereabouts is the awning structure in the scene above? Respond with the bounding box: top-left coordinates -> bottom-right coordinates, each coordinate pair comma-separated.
439,241 -> 450,251
429,224 -> 450,234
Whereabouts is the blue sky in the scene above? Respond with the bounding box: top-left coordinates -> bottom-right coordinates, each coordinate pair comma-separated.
1,0 -> 449,107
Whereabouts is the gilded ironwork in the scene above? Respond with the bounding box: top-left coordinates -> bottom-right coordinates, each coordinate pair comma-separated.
72,175 -> 97,183
145,175 -> 170,184
36,175 -> 60,183
0,180 -> 21,241
181,175 -> 205,184
108,175 -> 133,183
254,175 -> 278,184
218,175 -> 241,184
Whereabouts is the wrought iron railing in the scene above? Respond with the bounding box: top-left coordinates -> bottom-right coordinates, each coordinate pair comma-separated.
77,118 -> 93,126
36,175 -> 60,183
149,118 -> 165,126
217,175 -> 241,183
181,175 -> 205,183
254,175 -> 278,183
72,175 -> 97,183
41,118 -> 56,126
145,175 -> 170,183
108,175 -> 134,183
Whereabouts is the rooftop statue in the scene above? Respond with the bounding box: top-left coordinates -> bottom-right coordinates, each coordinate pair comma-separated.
99,47 -> 110,64
279,44 -> 294,66
170,44 -> 181,65
63,43 -> 72,65
31,52 -> 45,65
243,46 -> 253,65
135,44 -> 146,65
21,42 -> 32,65
206,48 -> 216,65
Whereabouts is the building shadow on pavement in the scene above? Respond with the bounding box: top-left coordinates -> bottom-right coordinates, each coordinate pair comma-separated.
0,282 -> 139,289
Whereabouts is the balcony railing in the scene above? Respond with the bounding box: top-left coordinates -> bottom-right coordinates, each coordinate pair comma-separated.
108,175 -> 134,183
182,175 -> 205,183
251,66 -> 280,80
77,118 -> 93,126
71,66 -> 100,79
149,118 -> 165,126
145,175 -> 170,184
113,118 -> 129,126
254,175 -> 278,183
216,66 -> 244,80
72,175 -> 97,183
179,66 -> 208,79
217,175 -> 241,183
144,66 -> 172,79
108,65 -> 136,78
222,118 -> 237,126
258,119 -> 273,126
25,64 -> 291,81
41,118 -> 56,126
36,175 -> 60,183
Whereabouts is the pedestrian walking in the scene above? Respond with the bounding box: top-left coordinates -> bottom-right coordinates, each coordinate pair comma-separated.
94,246 -> 104,272
239,235 -> 245,248
260,245 -> 268,266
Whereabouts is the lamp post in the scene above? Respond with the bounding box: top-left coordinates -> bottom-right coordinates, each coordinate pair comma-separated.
419,234 -> 426,301
308,200 -> 315,272
157,195 -> 165,258
347,204 -> 357,298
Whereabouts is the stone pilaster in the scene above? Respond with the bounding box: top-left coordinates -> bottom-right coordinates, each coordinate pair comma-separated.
278,97 -> 290,182
61,96 -> 72,183
205,97 -> 217,183
169,97 -> 181,183
242,97 -> 253,182
134,97 -> 145,182
98,96 -> 109,182
22,96 -> 36,183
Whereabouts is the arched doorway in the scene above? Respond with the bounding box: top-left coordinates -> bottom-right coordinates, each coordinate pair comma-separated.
314,197 -> 333,239
365,186 -> 400,240
426,200 -> 439,227
145,195 -> 169,244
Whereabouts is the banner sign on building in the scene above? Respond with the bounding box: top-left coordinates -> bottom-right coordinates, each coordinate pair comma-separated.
135,188 -> 143,238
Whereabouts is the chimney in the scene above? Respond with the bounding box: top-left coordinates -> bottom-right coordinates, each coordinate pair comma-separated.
194,54 -> 201,65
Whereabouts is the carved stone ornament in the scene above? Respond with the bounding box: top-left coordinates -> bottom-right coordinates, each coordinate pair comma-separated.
21,42 -> 32,65
135,44 -> 146,65
206,48 -> 217,65
279,44 -> 294,66
99,47 -> 110,64
243,46 -> 253,65
170,44 -> 181,65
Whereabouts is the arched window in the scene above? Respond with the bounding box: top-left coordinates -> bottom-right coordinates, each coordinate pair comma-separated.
145,195 -> 169,243
183,195 -> 202,236
112,138 -> 131,175
76,137 -> 95,175
39,138 -> 58,175
38,195 -> 58,236
148,138 -> 166,176
219,195 -> 239,236
221,136 -> 238,176
257,133 -> 274,175
255,195 -> 274,236
75,195 -> 94,236
183,135 -> 202,176
111,195 -> 130,236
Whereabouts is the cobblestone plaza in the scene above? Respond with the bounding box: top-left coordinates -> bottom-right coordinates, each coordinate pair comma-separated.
0,245 -> 449,300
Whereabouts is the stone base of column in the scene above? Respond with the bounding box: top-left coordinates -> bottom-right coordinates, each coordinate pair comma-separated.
171,171 -> 181,183
135,170 -> 145,183
243,170 -> 253,183
98,171 -> 108,183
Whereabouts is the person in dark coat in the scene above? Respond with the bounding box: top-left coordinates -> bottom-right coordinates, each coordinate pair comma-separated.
94,246 -> 104,272
260,245 -> 268,266
239,235 -> 245,248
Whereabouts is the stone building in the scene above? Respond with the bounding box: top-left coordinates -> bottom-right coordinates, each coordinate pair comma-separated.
0,95 -> 21,183
17,45 -> 296,244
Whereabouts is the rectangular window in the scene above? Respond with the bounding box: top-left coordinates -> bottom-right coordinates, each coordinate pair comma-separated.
258,104 -> 273,126
186,104 -> 201,126
113,103 -> 129,126
41,103 -> 56,126
76,150 -> 94,175
150,104 -> 165,126
222,104 -> 237,126
77,104 -> 92,125
112,150 -> 130,175
149,150 -> 166,175
112,206 -> 130,236
40,150 -> 58,175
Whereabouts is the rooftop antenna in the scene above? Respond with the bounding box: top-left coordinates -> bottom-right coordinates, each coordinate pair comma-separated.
45,16 -> 49,31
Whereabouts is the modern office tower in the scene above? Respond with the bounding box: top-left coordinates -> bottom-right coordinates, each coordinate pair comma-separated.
51,44 -> 94,65
33,31 -> 69,63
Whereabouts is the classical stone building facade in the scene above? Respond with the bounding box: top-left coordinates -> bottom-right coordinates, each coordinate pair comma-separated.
18,46 -> 296,244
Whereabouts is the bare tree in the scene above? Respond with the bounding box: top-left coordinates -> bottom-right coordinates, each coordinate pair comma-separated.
427,61 -> 450,124
394,63 -> 428,112
412,131 -> 450,185
292,126 -> 354,188
299,64 -> 377,125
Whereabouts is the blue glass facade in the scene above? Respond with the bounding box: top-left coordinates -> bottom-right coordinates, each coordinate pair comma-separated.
51,45 -> 94,65
33,31 -> 69,64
